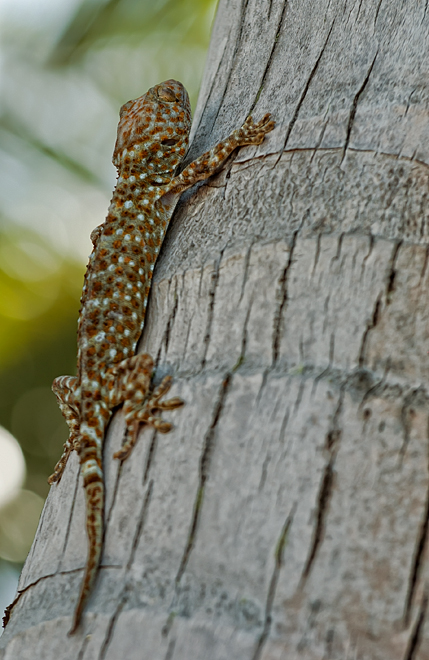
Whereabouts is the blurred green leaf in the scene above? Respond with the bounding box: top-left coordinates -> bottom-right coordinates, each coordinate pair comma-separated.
0,225 -> 82,498
50,0 -> 217,64
0,115 -> 106,189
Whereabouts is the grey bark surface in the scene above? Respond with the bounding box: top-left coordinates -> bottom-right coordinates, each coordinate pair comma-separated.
2,0 -> 429,657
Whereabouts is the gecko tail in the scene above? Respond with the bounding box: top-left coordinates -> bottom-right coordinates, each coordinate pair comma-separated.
69,455 -> 104,636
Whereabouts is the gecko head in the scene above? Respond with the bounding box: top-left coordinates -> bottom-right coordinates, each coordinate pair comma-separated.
112,80 -> 192,175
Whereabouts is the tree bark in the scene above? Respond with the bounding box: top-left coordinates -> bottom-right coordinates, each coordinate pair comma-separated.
2,0 -> 429,657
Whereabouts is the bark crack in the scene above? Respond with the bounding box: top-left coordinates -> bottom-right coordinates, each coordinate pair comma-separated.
341,51 -> 378,164
329,331 -> 335,366
358,294 -> 382,368
180,270 -> 192,362
128,480 -> 154,570
312,233 -> 322,275
386,241 -> 402,304
294,379 -> 306,414
59,468 -> 81,566
105,443 -> 125,531
163,639 -> 176,660
272,144 -> 429,172
175,372 -> 232,584
237,296 -> 253,369
398,389 -> 425,461
404,474 -> 429,627
323,627 -> 335,660
310,119 -> 329,163
374,0 -> 384,27
278,19 -> 335,159
98,594 -> 127,660
77,634 -> 91,660
98,481 -> 154,655
361,234 -> 374,271
301,389 -> 344,582
259,449 -> 271,492
98,479 -> 153,660
248,0 -> 288,116
143,430 -> 157,484
419,245 -> 429,284
239,243 -> 253,304
272,231 -> 298,365
201,250 -> 224,368
202,0 -> 250,137
163,278 -> 179,358
3,566 -> 120,629
423,0 -> 429,24
355,0 -> 365,23
331,232 -> 344,265
255,368 -> 269,407
252,506 -> 296,660
403,591 -> 428,660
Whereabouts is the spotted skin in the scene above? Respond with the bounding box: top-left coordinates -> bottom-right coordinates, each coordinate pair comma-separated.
49,79 -> 275,635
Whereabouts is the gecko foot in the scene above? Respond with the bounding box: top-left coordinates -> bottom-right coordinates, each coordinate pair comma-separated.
48,437 -> 79,485
236,113 -> 275,146
111,358 -> 184,461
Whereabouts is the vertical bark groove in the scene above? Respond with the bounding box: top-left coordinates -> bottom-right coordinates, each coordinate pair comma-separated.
175,373 -> 232,585
404,479 -> 429,627
341,50 -> 378,163
386,241 -> 402,303
59,469 -> 81,564
403,592 -> 428,660
201,251 -> 224,368
142,431 -> 157,485
127,480 -> 154,570
358,294 -> 382,367
374,0 -> 384,27
272,231 -> 298,365
161,279 -> 180,359
248,0 -> 289,116
99,595 -> 127,660
302,389 -> 344,582
252,507 -> 295,660
280,20 -> 335,156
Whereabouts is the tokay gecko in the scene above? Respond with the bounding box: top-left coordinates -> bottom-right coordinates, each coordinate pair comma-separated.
48,79 -> 274,634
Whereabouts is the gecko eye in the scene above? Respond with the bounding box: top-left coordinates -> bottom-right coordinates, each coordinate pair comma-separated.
161,138 -> 179,146
157,86 -> 177,102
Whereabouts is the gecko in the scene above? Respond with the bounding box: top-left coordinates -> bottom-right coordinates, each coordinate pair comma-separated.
48,79 -> 274,635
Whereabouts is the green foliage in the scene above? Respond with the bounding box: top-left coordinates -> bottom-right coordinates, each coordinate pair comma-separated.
51,0 -> 217,63
0,224 -> 83,498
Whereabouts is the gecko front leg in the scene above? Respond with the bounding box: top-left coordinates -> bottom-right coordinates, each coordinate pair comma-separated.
162,114 -> 275,197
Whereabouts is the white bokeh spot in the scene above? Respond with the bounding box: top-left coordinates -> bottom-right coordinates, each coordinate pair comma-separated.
0,426 -> 26,509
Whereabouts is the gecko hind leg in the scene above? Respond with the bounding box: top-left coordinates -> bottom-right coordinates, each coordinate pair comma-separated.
49,376 -> 81,484
107,354 -> 183,462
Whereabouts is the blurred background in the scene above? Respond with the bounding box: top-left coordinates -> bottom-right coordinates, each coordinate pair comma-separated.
0,0 -> 217,619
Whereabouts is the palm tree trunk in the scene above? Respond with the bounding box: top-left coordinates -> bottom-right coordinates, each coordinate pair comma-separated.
2,0 -> 429,657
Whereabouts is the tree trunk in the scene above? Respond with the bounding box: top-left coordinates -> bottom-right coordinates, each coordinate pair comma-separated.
2,0 -> 429,657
